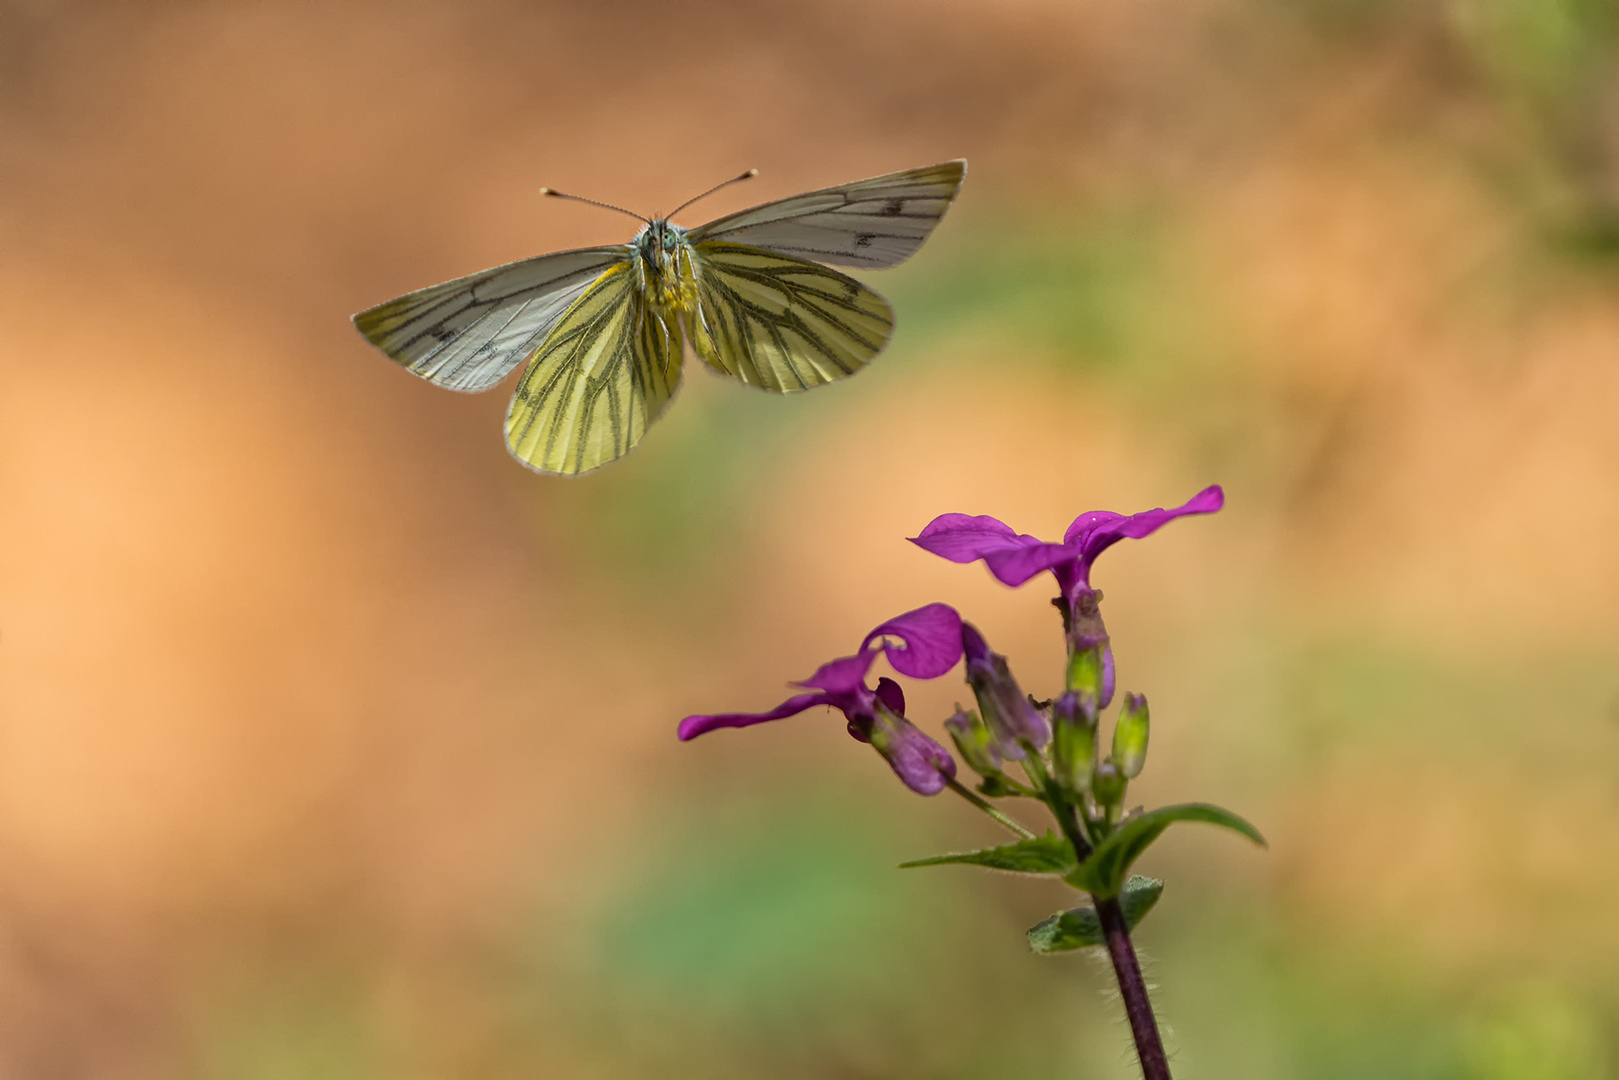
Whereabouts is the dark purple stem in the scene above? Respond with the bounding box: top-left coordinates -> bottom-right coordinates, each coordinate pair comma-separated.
1047,785 -> 1169,1079
1096,896 -> 1172,1080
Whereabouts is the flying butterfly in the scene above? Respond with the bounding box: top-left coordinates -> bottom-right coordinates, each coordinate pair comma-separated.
352,160 -> 967,475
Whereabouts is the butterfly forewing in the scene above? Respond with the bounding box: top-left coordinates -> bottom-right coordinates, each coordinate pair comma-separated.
504,263 -> 684,475
353,247 -> 627,393
689,160 -> 965,270
688,243 -> 895,392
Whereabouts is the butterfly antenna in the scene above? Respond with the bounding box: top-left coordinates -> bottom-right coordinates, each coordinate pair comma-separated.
538,187 -> 649,223
667,169 -> 759,220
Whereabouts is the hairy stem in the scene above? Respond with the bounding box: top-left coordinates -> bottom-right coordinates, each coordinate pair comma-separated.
1047,787 -> 1094,862
944,777 -> 1035,839
1048,787 -> 1165,1078
1096,895 -> 1172,1080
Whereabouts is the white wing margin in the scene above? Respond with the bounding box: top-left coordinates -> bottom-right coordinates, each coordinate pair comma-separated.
352,247 -> 629,393
687,160 -> 966,270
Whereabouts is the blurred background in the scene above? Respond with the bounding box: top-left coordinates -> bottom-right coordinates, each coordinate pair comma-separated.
3,0 -> 1619,1076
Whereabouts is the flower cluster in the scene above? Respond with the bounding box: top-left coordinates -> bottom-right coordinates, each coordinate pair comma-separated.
679,485 -> 1224,814
677,483 -> 1261,1079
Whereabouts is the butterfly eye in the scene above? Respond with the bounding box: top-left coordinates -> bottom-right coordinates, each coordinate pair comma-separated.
662,232 -> 675,250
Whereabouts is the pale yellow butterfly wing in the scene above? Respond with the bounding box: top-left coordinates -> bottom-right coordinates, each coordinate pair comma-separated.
685,242 -> 894,392
354,160 -> 966,475
688,160 -> 965,270
504,262 -> 683,475
353,247 -> 628,392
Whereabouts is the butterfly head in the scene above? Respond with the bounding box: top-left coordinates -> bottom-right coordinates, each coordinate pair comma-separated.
635,219 -> 698,313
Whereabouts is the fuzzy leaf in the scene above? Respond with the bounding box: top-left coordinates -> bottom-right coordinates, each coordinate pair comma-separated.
900,832 -> 1075,875
1066,802 -> 1265,898
1027,876 -> 1164,953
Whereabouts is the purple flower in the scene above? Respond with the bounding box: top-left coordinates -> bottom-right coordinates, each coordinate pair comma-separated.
909,486 -> 1225,609
910,486 -> 1224,706
677,603 -> 964,795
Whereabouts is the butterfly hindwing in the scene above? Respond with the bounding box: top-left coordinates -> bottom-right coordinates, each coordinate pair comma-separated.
504,262 -> 684,475
687,242 -> 895,392
353,247 -> 628,393
689,160 -> 965,270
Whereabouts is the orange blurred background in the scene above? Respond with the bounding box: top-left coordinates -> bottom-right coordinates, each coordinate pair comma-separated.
3,1 -> 1618,1076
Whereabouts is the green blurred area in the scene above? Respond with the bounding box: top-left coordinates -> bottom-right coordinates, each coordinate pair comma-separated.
2,1 -> 1619,1077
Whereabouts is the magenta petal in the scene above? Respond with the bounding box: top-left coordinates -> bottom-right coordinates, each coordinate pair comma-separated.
908,514 -> 1034,563
1066,485 -> 1225,559
874,676 -> 906,717
1103,484 -> 1224,543
795,651 -> 880,697
961,621 -> 991,667
677,693 -> 829,741
860,603 -> 963,679
981,542 -> 1081,588
1062,511 -> 1128,547
1182,483 -> 1226,514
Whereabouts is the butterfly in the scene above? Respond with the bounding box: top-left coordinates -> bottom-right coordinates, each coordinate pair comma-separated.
352,160 -> 967,475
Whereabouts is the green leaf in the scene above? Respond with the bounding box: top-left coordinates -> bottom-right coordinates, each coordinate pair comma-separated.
1028,876 -> 1164,953
899,832 -> 1076,875
1065,802 -> 1265,898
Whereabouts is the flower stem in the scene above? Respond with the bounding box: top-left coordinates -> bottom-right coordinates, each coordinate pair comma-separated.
1048,788 -> 1167,1078
1046,786 -> 1094,862
1096,895 -> 1172,1080
944,777 -> 1035,839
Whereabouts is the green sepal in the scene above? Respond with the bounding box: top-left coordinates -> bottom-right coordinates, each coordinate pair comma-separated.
1066,645 -> 1104,696
1112,693 -> 1149,779
1064,802 -> 1265,898
977,775 -> 1014,798
1027,876 -> 1164,953
899,831 -> 1076,875
1091,759 -> 1126,808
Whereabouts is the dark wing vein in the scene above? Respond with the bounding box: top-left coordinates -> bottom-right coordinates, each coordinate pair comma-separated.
504,263 -> 684,475
352,247 -> 629,393
688,161 -> 965,270
691,243 -> 894,392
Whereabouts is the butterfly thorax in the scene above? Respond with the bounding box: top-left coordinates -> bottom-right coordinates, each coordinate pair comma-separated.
633,219 -> 700,315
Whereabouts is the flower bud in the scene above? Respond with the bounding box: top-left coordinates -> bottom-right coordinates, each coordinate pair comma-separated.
1112,692 -> 1149,779
1050,691 -> 1098,793
1092,759 -> 1126,808
943,706 -> 1002,778
961,623 -> 1050,757
868,703 -> 957,796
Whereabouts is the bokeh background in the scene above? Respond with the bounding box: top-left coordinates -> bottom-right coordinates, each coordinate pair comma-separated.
3,0 -> 1619,1076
